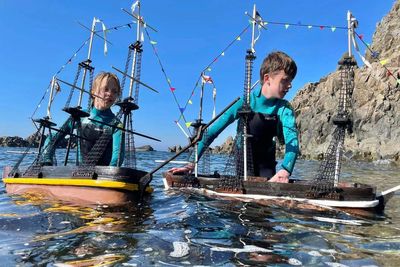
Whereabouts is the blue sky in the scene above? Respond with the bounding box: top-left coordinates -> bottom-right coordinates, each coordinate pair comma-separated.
0,0 -> 395,150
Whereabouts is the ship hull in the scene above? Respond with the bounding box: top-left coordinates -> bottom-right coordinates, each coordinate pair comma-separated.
163,172 -> 388,216
2,166 -> 152,205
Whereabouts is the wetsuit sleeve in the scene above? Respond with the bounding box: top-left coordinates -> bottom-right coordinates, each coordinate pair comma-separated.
197,98 -> 243,159
110,123 -> 124,167
42,117 -> 73,165
278,102 -> 299,175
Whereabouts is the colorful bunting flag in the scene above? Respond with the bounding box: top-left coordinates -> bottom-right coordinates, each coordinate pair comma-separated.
319,26 -> 324,30
371,51 -> 379,58
331,27 -> 336,32
221,52 -> 225,56
179,107 -> 185,113
150,40 -> 157,45
359,34 -> 364,40
185,122 -> 192,128
236,36 -> 241,41
170,87 -> 176,92
188,99 -> 193,104
207,67 -> 212,72
380,59 -> 388,66
397,79 -> 400,85
285,24 -> 289,29
387,70 -> 393,76
307,25 -> 312,29
202,75 -> 213,84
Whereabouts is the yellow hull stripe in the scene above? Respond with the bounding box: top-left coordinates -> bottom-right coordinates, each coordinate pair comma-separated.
3,177 -> 139,192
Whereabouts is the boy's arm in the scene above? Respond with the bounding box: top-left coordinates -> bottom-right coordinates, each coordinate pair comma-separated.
197,98 -> 243,159
279,102 -> 299,175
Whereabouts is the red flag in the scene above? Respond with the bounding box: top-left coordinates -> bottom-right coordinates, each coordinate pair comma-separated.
170,87 -> 176,92
202,75 -> 213,84
319,26 -> 324,30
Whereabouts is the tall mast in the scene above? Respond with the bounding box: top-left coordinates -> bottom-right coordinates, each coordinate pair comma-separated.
77,17 -> 97,108
347,11 -> 352,58
242,4 -> 257,181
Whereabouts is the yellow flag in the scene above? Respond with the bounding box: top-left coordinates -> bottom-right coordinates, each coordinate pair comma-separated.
380,59 -> 388,65
185,122 -> 192,128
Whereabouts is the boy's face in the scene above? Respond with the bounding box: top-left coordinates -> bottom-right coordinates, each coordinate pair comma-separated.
262,70 -> 293,99
93,78 -> 119,110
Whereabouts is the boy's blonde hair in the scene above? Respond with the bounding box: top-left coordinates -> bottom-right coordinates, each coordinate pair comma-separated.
91,72 -> 121,101
259,51 -> 297,85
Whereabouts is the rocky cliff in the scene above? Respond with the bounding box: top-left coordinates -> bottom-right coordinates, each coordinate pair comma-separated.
292,0 -> 400,163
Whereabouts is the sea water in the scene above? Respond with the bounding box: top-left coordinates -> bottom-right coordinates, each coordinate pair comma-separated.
0,147 -> 399,266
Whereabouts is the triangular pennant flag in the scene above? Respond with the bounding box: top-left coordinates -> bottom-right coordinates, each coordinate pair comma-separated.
150,40 -> 157,45
387,70 -> 393,76
307,25 -> 312,29
167,78 -> 171,83
380,59 -> 388,66
371,51 -> 379,58
359,34 -> 364,40
263,21 -> 268,26
185,122 -> 192,128
397,79 -> 400,85
331,27 -> 336,32
285,24 -> 289,29
221,52 -> 225,56
179,107 -> 185,113
188,99 -> 193,104
202,75 -> 213,84
319,26 -> 324,30
236,36 -> 241,41
207,67 -> 212,72
170,87 -> 176,92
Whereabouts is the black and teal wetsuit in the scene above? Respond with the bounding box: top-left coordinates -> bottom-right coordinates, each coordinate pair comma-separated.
197,87 -> 299,177
42,107 -> 124,166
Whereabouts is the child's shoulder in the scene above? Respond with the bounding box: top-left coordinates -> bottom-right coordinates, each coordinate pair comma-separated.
277,99 -> 293,110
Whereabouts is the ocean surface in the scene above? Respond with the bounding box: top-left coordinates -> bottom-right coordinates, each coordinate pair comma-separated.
0,147 -> 399,266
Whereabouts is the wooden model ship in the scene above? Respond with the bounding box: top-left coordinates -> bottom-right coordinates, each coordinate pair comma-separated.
161,7 -> 400,215
3,0 -> 158,205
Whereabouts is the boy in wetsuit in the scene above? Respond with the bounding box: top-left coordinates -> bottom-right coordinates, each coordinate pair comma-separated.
169,51 -> 299,183
42,72 -> 124,166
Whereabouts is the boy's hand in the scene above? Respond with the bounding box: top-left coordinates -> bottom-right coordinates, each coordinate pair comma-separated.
168,163 -> 194,174
268,169 -> 290,183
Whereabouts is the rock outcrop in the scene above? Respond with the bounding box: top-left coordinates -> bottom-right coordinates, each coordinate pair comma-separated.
136,145 -> 154,152
0,136 -> 29,147
211,136 -> 234,154
292,1 -> 400,163
168,145 -> 183,153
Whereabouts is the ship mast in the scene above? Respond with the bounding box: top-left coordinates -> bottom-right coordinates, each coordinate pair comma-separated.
114,0 -> 159,168
242,4 -> 257,181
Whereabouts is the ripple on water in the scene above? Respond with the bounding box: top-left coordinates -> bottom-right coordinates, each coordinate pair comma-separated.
0,149 -> 399,265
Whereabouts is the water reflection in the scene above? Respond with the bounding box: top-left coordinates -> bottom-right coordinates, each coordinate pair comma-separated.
0,148 -> 399,265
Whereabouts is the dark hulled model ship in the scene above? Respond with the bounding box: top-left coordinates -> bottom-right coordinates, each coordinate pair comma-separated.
161,8 -> 400,216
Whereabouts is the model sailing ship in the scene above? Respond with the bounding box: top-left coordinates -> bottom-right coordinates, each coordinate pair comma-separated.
161,6 -> 400,215
2,0 -> 160,205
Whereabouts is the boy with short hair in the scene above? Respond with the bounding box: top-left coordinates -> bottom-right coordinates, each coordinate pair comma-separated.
170,51 -> 299,183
